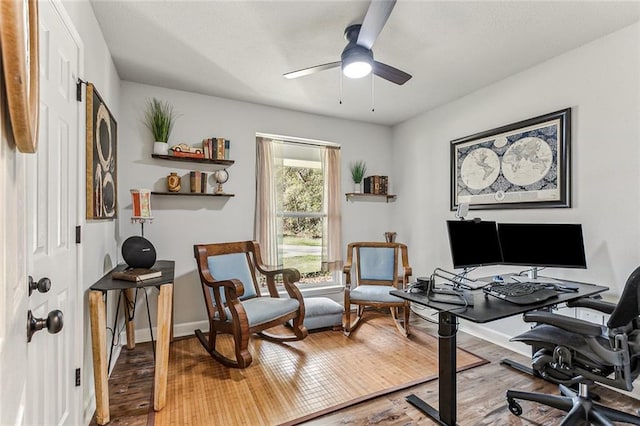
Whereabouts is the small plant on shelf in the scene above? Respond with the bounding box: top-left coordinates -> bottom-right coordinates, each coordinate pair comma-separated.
144,97 -> 180,155
350,160 -> 366,193
350,160 -> 366,183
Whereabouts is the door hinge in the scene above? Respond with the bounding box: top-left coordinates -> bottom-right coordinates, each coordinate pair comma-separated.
76,78 -> 87,102
75,226 -> 81,244
75,368 -> 81,386
76,80 -> 82,102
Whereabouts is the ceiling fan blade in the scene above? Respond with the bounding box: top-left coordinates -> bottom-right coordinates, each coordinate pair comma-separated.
373,61 -> 412,85
283,61 -> 341,79
357,0 -> 396,50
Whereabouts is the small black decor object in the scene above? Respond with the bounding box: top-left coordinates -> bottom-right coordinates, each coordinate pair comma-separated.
122,236 -> 156,268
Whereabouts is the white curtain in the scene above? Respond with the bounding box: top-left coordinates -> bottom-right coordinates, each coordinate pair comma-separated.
254,137 -> 283,267
321,146 -> 342,274
255,136 -> 342,277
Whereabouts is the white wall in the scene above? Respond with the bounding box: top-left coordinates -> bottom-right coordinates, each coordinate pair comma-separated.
117,82 -> 393,328
392,22 -> 640,346
60,1 -> 121,422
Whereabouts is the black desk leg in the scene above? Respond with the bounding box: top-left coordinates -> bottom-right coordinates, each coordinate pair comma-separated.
406,311 -> 458,426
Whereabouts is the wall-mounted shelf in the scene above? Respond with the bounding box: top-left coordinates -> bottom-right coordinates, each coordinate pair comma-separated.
345,193 -> 396,202
151,154 -> 234,170
151,192 -> 235,197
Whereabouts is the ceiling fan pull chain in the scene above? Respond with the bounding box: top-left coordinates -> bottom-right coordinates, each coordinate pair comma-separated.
371,73 -> 375,112
339,71 -> 343,105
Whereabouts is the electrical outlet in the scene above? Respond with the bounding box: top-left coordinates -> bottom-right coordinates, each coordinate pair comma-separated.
577,308 -> 605,325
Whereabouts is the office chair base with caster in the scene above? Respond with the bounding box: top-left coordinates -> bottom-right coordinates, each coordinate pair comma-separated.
507,383 -> 640,425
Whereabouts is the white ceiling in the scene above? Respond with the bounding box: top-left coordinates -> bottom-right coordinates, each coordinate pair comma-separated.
89,1 -> 640,126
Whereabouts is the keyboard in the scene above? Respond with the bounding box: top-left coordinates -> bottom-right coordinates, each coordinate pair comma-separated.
483,282 -> 558,305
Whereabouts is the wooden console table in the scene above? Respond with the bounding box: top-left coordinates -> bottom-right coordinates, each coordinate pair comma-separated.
89,260 -> 174,425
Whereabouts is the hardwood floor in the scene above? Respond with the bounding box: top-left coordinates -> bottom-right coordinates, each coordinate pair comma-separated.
90,315 -> 640,425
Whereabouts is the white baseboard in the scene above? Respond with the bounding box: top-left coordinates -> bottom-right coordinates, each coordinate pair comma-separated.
458,320 -> 530,357
120,319 -> 210,344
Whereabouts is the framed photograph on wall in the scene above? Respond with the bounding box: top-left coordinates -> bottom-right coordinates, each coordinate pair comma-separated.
86,82 -> 117,219
450,108 -> 571,210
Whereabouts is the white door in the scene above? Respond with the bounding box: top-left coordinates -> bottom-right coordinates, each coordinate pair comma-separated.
25,1 -> 82,424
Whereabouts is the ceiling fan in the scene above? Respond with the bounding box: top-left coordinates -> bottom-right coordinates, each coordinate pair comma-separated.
283,0 -> 412,85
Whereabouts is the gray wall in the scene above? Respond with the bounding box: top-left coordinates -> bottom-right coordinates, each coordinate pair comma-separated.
391,22 -> 640,349
117,82 -> 394,331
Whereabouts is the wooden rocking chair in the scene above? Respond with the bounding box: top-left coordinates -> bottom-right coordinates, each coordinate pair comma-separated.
193,241 -> 308,368
343,242 -> 412,336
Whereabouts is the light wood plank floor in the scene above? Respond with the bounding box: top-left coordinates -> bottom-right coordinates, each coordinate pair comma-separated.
90,313 -> 640,425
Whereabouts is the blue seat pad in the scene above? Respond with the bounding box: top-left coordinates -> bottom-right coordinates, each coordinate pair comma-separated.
219,296 -> 300,328
349,285 -> 404,304
304,297 -> 344,316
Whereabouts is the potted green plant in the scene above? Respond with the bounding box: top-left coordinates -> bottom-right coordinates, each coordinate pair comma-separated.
144,97 -> 179,155
350,160 -> 366,193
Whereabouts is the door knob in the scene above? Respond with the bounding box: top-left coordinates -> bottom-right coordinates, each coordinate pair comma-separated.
27,310 -> 63,342
28,276 -> 51,296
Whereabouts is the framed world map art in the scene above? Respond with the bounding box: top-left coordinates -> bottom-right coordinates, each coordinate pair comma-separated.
450,108 -> 571,211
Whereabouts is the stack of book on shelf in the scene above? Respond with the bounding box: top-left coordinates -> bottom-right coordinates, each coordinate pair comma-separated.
190,171 -> 208,193
201,137 -> 230,160
363,175 -> 389,195
112,267 -> 162,282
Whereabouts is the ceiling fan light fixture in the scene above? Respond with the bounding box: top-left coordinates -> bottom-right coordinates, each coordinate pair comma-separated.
343,60 -> 372,79
341,46 -> 373,79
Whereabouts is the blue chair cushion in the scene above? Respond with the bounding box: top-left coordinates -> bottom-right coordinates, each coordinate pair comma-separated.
208,253 -> 258,302
219,297 -> 299,328
349,285 -> 405,304
359,247 -> 395,281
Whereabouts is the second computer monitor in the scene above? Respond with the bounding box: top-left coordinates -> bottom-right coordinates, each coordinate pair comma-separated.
446,220 -> 503,269
498,223 -> 587,269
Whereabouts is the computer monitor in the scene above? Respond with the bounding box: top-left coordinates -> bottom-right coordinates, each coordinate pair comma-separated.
446,220 -> 502,269
498,223 -> 587,271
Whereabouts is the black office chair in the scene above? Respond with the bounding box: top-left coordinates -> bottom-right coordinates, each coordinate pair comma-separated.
506,267 -> 640,425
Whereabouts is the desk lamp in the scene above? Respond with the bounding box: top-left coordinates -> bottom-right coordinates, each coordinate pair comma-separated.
123,189 -> 156,268
455,203 -> 481,223
455,203 -> 469,220
130,188 -> 153,237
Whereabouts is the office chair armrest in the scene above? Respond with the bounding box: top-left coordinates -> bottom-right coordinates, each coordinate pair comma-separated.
523,311 -> 604,337
567,297 -> 616,315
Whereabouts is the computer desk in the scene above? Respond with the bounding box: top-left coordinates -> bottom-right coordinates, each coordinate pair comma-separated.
390,279 -> 608,426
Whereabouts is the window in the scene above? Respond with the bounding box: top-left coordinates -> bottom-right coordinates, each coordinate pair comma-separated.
255,135 -> 342,287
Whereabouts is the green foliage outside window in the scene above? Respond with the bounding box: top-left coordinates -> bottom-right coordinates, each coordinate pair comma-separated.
277,165 -> 330,283
280,166 -> 323,238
